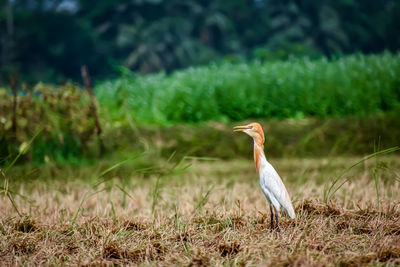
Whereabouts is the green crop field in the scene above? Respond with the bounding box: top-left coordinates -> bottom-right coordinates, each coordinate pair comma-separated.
2,53 -> 400,164
97,53 -> 400,124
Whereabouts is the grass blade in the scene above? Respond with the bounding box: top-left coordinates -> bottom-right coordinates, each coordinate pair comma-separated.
5,128 -> 42,174
324,146 -> 399,203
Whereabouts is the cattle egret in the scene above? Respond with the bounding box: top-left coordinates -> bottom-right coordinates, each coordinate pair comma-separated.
234,122 -> 295,232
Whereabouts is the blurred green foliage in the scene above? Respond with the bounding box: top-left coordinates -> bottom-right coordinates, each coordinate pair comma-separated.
109,114 -> 400,160
0,83 -> 99,163
1,0 -> 399,82
1,53 -> 399,164
97,53 -> 400,124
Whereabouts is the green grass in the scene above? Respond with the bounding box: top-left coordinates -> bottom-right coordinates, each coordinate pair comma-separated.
96,52 -> 400,124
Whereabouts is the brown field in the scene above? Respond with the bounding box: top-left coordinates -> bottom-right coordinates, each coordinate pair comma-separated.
1,156 -> 400,266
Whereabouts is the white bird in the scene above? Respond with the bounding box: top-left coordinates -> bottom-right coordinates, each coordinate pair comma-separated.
234,122 -> 295,232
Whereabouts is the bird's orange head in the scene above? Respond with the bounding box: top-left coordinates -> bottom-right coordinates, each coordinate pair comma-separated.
233,122 -> 265,146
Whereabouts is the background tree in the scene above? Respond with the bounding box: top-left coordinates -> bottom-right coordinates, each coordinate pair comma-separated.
0,0 -> 399,83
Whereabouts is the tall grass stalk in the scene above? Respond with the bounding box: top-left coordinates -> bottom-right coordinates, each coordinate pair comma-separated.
373,139 -> 381,211
195,186 -> 214,213
71,157 -> 137,225
151,153 -> 192,217
0,129 -> 42,216
151,175 -> 162,217
323,146 -> 400,203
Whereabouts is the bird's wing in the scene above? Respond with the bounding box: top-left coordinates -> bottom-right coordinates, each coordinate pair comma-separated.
260,163 -> 296,218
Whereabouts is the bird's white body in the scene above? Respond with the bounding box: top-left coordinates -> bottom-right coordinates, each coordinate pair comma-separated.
255,143 -> 296,219
234,122 -> 296,230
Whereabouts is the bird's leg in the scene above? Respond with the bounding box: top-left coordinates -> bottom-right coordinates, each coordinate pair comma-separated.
269,205 -> 274,232
274,207 -> 280,232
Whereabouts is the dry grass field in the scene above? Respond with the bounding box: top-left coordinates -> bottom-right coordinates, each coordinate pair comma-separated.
1,155 -> 400,266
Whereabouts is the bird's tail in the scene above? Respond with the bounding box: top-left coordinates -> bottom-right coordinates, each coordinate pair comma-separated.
284,202 -> 296,219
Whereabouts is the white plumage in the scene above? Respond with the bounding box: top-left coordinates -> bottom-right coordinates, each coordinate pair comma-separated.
256,143 -> 296,219
234,122 -> 296,231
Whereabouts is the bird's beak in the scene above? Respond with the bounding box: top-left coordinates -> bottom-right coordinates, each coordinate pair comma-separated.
233,125 -> 251,132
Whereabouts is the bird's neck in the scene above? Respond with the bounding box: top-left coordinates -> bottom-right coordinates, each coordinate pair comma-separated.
253,141 -> 265,175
